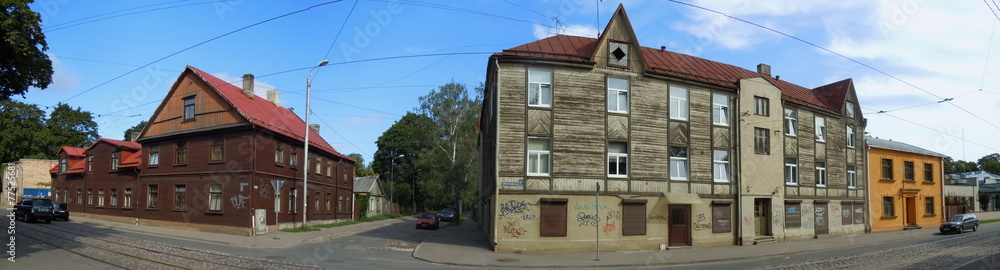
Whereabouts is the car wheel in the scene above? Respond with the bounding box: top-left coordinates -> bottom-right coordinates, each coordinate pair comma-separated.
45,218 -> 51,224
27,214 -> 35,223
973,224 -> 978,232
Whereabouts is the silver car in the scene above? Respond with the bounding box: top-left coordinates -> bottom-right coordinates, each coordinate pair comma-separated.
939,214 -> 979,234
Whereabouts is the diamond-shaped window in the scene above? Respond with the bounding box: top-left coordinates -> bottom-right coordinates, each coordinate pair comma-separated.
612,47 -> 626,61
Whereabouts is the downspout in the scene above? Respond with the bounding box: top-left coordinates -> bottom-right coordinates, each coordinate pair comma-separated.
251,125 -> 258,235
865,142 -> 872,233
492,57 -> 501,251
134,166 -> 140,225
734,88 -> 742,246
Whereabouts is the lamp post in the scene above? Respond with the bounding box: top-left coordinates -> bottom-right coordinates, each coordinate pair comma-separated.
303,59 -> 329,229
390,154 -> 404,214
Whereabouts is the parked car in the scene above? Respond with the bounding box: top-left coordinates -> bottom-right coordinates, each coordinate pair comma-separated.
15,197 -> 54,223
416,213 -> 440,230
438,208 -> 455,222
940,213 -> 979,234
52,202 -> 70,221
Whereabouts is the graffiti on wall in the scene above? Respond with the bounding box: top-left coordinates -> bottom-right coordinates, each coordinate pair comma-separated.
694,222 -> 712,231
602,222 -> 617,233
606,210 -> 622,221
499,200 -> 536,220
573,202 -> 609,211
649,214 -> 668,221
744,216 -> 752,226
503,221 -> 527,238
830,204 -> 841,212
576,212 -> 602,227
230,194 -> 249,209
697,213 -> 706,222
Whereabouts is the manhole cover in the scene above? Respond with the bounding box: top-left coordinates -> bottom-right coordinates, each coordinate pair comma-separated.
324,259 -> 344,263
264,256 -> 286,260
497,258 -> 520,262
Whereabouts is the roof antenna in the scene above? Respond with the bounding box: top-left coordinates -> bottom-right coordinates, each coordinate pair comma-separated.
596,0 -> 601,37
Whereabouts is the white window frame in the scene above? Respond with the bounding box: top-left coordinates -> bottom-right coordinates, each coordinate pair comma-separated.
784,109 -> 797,136
847,166 -> 857,189
669,146 -> 688,180
527,137 -> 551,176
608,142 -> 628,177
209,184 -> 222,211
288,187 -> 296,213
713,150 -> 730,182
712,93 -> 729,126
149,146 -> 159,166
124,189 -> 132,208
528,68 -> 553,107
815,116 -> 827,142
669,86 -> 688,120
607,77 -> 629,113
846,125 -> 856,148
816,162 -> 828,187
785,158 -> 799,185
845,102 -> 856,119
754,96 -> 769,116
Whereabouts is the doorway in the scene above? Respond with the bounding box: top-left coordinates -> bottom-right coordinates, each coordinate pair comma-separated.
753,199 -> 771,236
814,203 -> 828,235
905,197 -> 916,225
668,205 -> 691,246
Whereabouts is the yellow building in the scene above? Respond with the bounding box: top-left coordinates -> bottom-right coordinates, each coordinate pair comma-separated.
866,136 -> 945,232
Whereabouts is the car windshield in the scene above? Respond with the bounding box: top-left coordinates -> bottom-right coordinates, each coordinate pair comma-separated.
34,199 -> 52,206
440,210 -> 453,214
419,214 -> 436,219
950,215 -> 965,222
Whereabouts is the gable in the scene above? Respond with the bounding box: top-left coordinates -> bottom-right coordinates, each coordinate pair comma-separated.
592,4 -> 646,72
141,69 -> 248,139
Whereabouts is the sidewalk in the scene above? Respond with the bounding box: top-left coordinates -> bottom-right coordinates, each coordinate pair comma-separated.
413,220 -> 964,268
71,215 -> 408,249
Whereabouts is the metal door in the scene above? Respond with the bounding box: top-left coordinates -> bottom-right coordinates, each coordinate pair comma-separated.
754,199 -> 771,236
814,203 -> 828,235
254,209 -> 268,235
668,205 -> 690,246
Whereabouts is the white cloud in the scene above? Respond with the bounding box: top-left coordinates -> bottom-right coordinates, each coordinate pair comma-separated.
211,72 -> 281,104
47,54 -> 80,92
533,24 -> 599,39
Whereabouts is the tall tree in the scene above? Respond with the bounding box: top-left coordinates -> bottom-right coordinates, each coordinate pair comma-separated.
944,156 -> 979,174
123,120 -> 146,141
978,153 -> 1000,175
46,102 -> 99,154
348,153 -> 375,177
416,81 -> 482,216
1,0 -> 52,100
372,112 -> 434,212
0,99 -> 48,162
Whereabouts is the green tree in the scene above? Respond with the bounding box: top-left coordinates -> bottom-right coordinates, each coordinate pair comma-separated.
944,156 -> 979,174
372,112 -> 435,212
123,120 -> 146,141
348,153 -> 376,177
977,153 -> 1000,175
46,102 -> 99,155
0,99 -> 48,162
1,0 -> 52,100
416,81 -> 482,217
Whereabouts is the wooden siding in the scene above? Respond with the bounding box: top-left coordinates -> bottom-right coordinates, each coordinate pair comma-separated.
497,65 -> 527,176
630,78 -> 668,180
688,88 -> 713,183
550,68 -> 605,177
145,73 -> 246,138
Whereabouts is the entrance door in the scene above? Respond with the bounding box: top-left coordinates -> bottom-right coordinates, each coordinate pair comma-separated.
668,205 -> 691,246
905,197 -> 917,225
753,199 -> 771,236
814,203 -> 828,235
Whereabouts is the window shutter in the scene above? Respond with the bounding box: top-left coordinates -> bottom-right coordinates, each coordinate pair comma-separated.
622,201 -> 646,236
540,200 -> 567,237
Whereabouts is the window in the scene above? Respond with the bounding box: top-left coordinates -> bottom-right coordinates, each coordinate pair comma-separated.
754,96 -> 769,116
925,197 -> 934,215
111,151 -> 120,170
124,189 -> 132,208
87,156 -> 93,173
883,197 -> 895,217
275,189 -> 281,213
315,192 -> 320,213
148,185 -> 158,208
815,116 -> 827,142
209,184 -> 222,212
904,161 -> 914,181
712,203 -> 732,233
527,138 -> 551,176
785,158 -> 799,185
110,188 -> 118,207
343,170 -> 348,183
816,162 -> 827,187
175,141 -> 187,164
846,126 -> 856,148
315,156 -> 322,174
87,189 -> 93,206
669,86 -> 688,120
539,199 -> 568,237
290,147 -> 298,167
622,201 -> 646,236
211,136 -> 224,161
609,41 -> 629,66
712,93 -> 729,126
924,163 -> 934,182
326,193 -> 332,214
845,102 -> 856,119
174,185 -> 186,210
77,189 -> 82,205
338,195 -> 344,212
98,189 -> 105,206
149,146 -> 159,166
847,165 -> 857,188
607,142 -> 628,177
842,202 -> 854,225
607,77 -> 629,113
275,142 -> 284,164
528,68 -> 552,107
785,202 -> 801,228
669,146 -> 688,180
60,158 -> 67,173
784,109 -> 797,136
882,159 -> 894,180
713,150 -> 730,182
183,96 -> 195,120
327,160 -> 332,177
289,187 -> 297,213
754,128 -> 770,154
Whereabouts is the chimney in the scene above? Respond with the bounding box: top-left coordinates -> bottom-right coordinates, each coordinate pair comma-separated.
267,89 -> 280,106
756,63 -> 771,76
309,124 -> 320,133
660,46 -> 666,52
242,73 -> 255,99
130,132 -> 141,142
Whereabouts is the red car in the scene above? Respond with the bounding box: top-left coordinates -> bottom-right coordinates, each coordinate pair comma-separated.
416,213 -> 439,230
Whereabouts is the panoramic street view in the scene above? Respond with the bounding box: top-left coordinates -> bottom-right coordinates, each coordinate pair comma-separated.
3,1 -> 1000,269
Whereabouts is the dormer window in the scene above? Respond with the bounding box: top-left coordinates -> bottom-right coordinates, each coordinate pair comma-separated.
845,102 -> 856,119
609,41 -> 628,67
111,152 -> 120,170
60,158 -> 68,173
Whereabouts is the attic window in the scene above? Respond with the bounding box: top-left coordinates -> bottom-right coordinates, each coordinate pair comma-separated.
183,96 -> 196,120
609,41 -> 628,67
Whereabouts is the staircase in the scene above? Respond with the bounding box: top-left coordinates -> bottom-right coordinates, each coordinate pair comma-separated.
753,236 -> 776,245
903,224 -> 922,230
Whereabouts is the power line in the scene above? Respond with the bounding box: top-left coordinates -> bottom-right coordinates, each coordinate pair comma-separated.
322,0 -> 360,60
986,0 -> 1000,22
59,0 -> 344,103
312,111 -> 368,155
874,110 -> 1000,153
366,0 -> 555,28
501,0 -> 550,20
46,1 -> 223,32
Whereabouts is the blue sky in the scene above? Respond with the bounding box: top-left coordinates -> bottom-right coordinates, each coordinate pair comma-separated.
18,0 -> 1000,164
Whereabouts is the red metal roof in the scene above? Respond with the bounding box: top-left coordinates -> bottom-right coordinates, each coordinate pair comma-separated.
186,66 -> 352,161
495,35 -> 850,114
57,146 -> 86,158
120,149 -> 142,168
50,147 -> 87,174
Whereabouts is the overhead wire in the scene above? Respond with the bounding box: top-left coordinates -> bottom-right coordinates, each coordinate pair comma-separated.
45,0 -> 224,32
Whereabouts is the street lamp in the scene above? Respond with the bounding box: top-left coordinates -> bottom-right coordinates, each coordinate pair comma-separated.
390,154 -> 405,214
303,59 -> 328,229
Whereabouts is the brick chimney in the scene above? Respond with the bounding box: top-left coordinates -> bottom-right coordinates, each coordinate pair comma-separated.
267,89 -> 280,106
129,132 -> 141,141
309,124 -> 320,133
242,73 -> 255,99
756,63 -> 771,76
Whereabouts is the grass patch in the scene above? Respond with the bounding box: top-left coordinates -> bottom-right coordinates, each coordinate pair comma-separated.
448,216 -> 464,226
981,219 -> 1000,224
280,226 -> 320,233
283,214 -> 412,232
